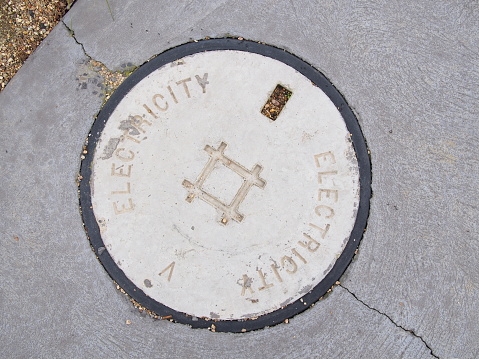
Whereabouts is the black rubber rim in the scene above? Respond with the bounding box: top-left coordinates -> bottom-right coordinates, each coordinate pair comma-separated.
79,38 -> 371,333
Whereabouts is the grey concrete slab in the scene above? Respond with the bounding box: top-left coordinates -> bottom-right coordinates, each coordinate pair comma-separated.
1,0 -> 478,357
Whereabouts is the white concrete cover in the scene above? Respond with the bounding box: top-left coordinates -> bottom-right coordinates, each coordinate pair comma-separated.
90,50 -> 360,320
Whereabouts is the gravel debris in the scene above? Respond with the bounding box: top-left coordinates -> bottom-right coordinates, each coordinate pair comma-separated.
0,0 -> 73,91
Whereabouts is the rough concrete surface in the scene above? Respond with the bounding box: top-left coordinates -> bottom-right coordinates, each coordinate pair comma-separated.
1,0 -> 478,358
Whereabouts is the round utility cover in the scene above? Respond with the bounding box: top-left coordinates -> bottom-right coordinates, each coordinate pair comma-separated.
79,39 -> 371,332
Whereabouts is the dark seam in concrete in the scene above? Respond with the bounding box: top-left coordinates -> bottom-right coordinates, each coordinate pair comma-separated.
61,20 -> 94,62
61,20 -> 121,76
340,284 -> 439,359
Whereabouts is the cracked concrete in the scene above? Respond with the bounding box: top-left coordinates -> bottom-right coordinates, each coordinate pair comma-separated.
62,19 -> 92,61
62,20 -> 135,101
1,0 -> 478,357
340,285 -> 439,358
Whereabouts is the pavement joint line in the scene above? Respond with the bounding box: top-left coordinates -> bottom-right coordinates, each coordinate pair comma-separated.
61,19 -> 136,76
339,284 -> 439,359
61,20 -> 137,103
61,20 -> 95,63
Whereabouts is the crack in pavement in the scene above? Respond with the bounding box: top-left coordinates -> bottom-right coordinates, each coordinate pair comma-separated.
62,20 -> 95,63
61,20 -> 135,101
340,284 -> 439,358
61,20 -> 137,76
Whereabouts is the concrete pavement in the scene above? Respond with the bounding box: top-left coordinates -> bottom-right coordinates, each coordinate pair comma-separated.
1,0 -> 478,357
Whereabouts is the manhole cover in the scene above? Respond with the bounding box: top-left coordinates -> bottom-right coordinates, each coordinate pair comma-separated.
79,39 -> 371,332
